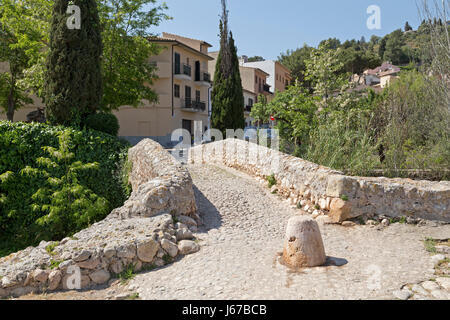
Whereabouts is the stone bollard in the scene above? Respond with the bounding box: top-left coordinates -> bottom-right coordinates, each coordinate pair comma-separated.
282,216 -> 326,268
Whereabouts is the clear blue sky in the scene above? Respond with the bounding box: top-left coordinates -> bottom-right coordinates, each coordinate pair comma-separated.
149,0 -> 422,60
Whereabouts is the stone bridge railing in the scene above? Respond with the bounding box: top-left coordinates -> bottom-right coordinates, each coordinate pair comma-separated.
189,139 -> 450,222
0,139 -> 198,298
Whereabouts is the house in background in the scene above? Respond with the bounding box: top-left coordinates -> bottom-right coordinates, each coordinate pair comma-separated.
363,62 -> 401,87
240,57 -> 292,94
113,33 -> 214,146
379,69 -> 400,88
243,89 -> 256,127
362,69 -> 381,86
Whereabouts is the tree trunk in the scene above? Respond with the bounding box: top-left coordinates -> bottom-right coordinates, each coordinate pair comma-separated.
6,84 -> 14,122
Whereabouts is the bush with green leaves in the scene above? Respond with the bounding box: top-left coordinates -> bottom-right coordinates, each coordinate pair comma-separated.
373,70 -> 450,179
83,112 -> 120,136
267,174 -> 277,188
0,121 -> 131,257
305,107 -> 380,176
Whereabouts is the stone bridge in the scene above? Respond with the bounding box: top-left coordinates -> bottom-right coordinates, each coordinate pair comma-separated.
188,139 -> 450,223
1,138 -> 449,300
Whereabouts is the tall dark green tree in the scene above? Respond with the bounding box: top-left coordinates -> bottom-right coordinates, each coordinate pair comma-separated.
278,44 -> 313,87
211,0 -> 245,135
378,37 -> 387,60
44,0 -> 103,126
383,29 -> 408,64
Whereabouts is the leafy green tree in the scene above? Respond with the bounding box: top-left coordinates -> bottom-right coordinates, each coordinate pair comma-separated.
31,130 -> 109,239
0,26 -> 33,121
0,6 -> 44,120
278,44 -> 313,88
338,47 -> 381,76
247,56 -> 264,62
319,38 -> 341,50
0,0 -> 52,100
98,0 -> 170,110
373,71 -> 450,177
44,0 -> 103,126
378,37 -> 387,60
304,41 -> 347,107
250,83 -> 318,154
383,29 -> 409,64
211,0 -> 245,135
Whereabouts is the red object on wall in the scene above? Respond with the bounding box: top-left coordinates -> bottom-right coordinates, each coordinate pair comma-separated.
270,116 -> 275,121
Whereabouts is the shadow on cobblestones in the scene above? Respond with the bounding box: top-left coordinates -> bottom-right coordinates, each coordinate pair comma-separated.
192,185 -> 222,233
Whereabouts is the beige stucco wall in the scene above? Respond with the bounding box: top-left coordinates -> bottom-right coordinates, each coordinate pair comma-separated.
243,90 -> 256,126
162,32 -> 211,54
243,90 -> 255,107
380,75 -> 398,88
274,62 -> 292,93
115,43 -> 210,142
239,66 -> 269,98
208,51 -> 219,76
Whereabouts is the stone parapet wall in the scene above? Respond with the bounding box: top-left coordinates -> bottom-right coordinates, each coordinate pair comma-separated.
108,139 -> 197,220
189,139 -> 450,222
0,139 -> 198,298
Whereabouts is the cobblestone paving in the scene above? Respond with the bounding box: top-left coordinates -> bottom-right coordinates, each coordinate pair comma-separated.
16,163 -> 449,300
130,164 -> 450,300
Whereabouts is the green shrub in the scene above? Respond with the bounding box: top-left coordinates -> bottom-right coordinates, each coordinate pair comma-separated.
0,121 -> 131,257
83,113 -> 120,136
118,263 -> 136,283
267,173 -> 277,188
305,108 -> 380,176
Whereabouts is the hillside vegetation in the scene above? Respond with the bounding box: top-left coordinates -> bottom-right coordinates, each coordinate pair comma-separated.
253,19 -> 450,180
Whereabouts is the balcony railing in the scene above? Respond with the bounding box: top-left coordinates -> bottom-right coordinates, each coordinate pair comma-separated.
195,71 -> 211,83
263,83 -> 271,92
203,72 -> 211,82
182,98 -> 206,112
175,63 -> 192,77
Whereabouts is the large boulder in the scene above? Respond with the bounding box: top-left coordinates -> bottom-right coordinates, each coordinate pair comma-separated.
282,216 -> 326,268
136,238 -> 159,263
178,240 -> 200,255
328,198 -> 352,222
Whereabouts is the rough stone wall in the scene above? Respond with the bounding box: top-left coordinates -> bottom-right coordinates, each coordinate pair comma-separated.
189,139 -> 450,222
109,139 -> 197,220
0,139 -> 199,298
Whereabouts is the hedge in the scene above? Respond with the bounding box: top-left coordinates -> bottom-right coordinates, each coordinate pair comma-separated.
0,121 -> 131,257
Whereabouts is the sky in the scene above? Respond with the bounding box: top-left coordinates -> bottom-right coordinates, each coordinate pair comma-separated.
148,0 -> 423,60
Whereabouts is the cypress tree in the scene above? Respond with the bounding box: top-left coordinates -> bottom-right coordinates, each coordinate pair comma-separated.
44,0 -> 103,126
404,21 -> 413,32
211,0 -> 245,135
